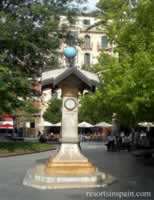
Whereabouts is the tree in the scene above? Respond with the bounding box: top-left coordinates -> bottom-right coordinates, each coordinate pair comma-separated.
79,54 -> 122,124
0,0 -> 85,75
97,0 -> 137,44
0,0 -> 86,116
43,98 -> 62,124
0,64 -> 31,116
80,0 -> 154,126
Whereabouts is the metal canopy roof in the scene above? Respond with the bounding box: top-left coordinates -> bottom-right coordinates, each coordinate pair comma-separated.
41,67 -> 100,91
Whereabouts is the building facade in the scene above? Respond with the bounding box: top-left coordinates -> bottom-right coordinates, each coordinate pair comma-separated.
59,15 -> 114,69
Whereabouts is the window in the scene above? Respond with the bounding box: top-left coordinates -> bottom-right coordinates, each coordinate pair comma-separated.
83,19 -> 90,25
101,36 -> 108,48
84,35 -> 91,49
30,122 -> 35,128
84,53 -> 90,65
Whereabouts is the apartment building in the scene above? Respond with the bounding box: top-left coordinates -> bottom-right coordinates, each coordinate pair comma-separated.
59,15 -> 114,69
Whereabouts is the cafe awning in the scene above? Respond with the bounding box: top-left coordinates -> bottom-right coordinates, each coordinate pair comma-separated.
95,122 -> 112,128
78,121 -> 93,128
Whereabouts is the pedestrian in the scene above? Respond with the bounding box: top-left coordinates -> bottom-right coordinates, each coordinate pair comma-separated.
37,131 -> 42,138
115,136 -> 121,151
107,135 -> 116,152
123,134 -> 131,151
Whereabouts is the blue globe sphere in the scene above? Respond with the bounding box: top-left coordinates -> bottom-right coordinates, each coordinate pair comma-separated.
64,47 -> 77,58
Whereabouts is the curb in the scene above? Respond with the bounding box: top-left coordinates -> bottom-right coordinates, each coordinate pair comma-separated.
0,147 -> 57,158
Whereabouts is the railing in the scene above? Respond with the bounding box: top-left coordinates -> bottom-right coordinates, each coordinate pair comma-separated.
97,44 -> 113,52
81,43 -> 93,51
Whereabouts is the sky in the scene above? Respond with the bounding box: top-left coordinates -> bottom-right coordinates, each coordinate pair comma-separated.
86,0 -> 99,11
71,0 -> 99,12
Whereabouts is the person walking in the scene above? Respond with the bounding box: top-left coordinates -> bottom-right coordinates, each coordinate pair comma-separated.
107,135 -> 116,152
123,134 -> 132,152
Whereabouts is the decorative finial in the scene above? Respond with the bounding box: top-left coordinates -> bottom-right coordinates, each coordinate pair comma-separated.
64,47 -> 77,67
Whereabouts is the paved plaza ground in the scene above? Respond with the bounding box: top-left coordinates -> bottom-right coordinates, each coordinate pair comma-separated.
0,142 -> 153,200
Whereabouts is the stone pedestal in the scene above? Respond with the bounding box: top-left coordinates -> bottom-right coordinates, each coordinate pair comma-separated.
45,87 -> 96,176
23,162 -> 115,190
45,144 -> 95,176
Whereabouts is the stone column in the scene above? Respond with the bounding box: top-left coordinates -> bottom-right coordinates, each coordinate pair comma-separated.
61,85 -> 79,143
45,84 -> 95,176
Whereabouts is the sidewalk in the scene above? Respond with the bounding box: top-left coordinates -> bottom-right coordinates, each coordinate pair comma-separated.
0,142 -> 154,200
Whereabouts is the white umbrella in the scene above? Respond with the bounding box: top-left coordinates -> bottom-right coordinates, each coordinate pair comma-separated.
38,121 -> 53,127
52,122 -> 61,127
138,122 -> 154,127
95,122 -> 112,128
78,121 -> 93,128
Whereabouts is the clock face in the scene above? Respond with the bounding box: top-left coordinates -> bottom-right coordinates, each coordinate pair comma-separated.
64,98 -> 77,110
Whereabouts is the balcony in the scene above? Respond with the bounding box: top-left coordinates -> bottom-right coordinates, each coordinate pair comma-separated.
97,44 -> 113,52
81,43 -> 93,51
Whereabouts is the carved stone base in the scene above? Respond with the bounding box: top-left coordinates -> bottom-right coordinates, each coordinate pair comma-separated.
23,144 -> 116,190
23,163 -> 116,190
45,161 -> 96,175
45,143 -> 96,175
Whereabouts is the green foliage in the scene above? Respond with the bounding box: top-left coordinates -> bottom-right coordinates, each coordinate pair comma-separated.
0,0 -> 86,117
43,98 -> 62,123
0,141 -> 53,154
0,0 -> 83,75
80,0 -> 154,126
97,0 -> 136,44
0,64 -> 30,116
79,54 -> 120,124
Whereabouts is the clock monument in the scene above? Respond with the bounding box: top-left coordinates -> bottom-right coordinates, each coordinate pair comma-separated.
23,46 -> 114,189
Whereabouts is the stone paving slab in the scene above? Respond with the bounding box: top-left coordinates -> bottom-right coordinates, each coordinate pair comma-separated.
0,143 -> 154,200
